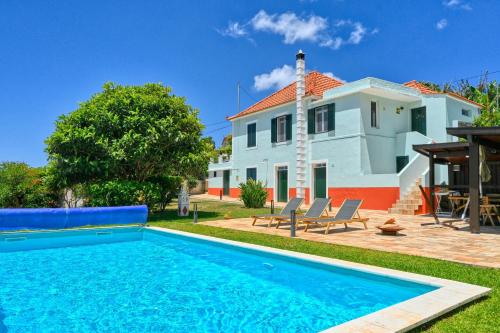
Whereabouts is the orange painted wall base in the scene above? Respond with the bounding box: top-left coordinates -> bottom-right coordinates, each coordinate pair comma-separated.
207,188 -> 223,196
328,187 -> 400,210
288,188 -> 311,204
207,188 -> 241,198
207,186 -> 401,210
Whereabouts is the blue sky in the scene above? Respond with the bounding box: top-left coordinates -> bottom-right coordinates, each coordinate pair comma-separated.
1,0 -> 499,166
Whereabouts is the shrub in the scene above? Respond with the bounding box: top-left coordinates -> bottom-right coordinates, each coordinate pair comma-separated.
239,179 -> 267,208
146,176 -> 183,211
0,162 -> 58,208
86,181 -> 150,207
86,176 -> 182,210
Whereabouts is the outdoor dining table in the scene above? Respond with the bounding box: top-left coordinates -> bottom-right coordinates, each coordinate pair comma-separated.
488,194 -> 500,203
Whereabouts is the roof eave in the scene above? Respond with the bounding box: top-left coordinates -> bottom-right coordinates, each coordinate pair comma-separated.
227,94 -> 320,121
445,93 -> 484,109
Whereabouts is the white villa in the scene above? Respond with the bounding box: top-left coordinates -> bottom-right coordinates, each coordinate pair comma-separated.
208,51 -> 482,213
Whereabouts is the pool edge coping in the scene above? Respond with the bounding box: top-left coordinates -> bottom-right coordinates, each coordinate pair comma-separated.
147,226 -> 491,333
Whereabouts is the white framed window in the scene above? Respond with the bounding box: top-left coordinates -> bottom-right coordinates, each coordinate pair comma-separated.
277,116 -> 287,143
315,106 -> 328,133
370,101 -> 379,128
461,109 -> 471,117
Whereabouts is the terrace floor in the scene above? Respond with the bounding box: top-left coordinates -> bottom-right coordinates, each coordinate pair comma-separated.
195,195 -> 500,269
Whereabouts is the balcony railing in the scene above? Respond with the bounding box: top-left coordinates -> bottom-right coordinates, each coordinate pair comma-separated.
211,155 -> 232,164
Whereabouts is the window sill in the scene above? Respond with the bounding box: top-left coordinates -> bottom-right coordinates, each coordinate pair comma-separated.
246,146 -> 258,151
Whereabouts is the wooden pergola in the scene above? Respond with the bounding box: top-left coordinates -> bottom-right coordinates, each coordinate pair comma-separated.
414,126 -> 500,233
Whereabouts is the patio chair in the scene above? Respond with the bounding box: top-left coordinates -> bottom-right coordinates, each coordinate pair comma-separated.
252,198 -> 304,227
275,197 -> 331,229
302,199 -> 368,234
480,196 -> 499,226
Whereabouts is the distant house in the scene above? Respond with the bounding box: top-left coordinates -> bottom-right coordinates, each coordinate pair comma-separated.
208,51 -> 482,213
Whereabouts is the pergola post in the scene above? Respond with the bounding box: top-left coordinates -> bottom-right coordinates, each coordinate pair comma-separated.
429,154 -> 435,213
468,135 -> 480,233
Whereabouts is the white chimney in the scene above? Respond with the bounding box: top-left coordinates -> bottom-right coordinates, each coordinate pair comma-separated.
295,50 -> 306,200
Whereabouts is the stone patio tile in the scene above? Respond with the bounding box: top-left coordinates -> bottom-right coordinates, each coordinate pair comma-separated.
201,209 -> 500,268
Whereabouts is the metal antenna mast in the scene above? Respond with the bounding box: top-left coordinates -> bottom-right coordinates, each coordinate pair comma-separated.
237,82 -> 240,114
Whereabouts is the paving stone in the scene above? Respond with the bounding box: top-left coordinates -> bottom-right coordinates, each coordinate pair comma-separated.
200,205 -> 500,268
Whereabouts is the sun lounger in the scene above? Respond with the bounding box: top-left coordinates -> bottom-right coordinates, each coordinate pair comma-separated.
252,198 -> 304,227
275,198 -> 331,229
302,199 -> 368,234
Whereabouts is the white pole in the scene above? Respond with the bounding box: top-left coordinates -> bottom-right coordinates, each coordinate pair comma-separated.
237,82 -> 240,114
295,50 -> 307,200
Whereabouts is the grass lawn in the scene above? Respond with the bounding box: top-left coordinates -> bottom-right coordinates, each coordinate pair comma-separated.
149,199 -> 499,333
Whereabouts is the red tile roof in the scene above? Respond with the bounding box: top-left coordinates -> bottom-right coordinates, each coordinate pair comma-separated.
404,80 -> 483,108
403,80 -> 440,95
446,91 -> 484,108
227,71 -> 344,120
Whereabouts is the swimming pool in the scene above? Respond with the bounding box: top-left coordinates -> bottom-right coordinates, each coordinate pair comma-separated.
0,227 -> 489,332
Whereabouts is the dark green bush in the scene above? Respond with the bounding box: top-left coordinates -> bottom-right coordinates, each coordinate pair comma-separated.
239,179 -> 267,208
86,181 -> 150,207
0,162 -> 58,208
86,176 -> 182,210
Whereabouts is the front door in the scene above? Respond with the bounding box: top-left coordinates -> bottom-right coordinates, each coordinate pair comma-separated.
313,164 -> 327,199
276,167 -> 288,202
223,170 -> 230,196
411,107 -> 427,135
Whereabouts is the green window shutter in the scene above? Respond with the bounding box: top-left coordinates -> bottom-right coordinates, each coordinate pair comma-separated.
271,117 -> 277,143
308,108 -> 315,134
285,114 -> 292,141
327,103 -> 335,131
247,123 -> 256,147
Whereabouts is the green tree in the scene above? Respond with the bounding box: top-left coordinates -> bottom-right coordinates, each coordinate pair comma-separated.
46,82 -> 211,208
419,75 -> 500,126
0,162 -> 57,208
203,136 -> 219,161
218,134 -> 232,156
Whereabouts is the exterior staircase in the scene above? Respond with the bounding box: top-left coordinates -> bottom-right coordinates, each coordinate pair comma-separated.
388,179 -> 423,215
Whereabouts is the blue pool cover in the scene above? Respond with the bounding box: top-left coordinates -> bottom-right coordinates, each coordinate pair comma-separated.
0,205 -> 148,231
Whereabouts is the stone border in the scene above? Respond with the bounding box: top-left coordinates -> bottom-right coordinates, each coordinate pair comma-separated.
147,226 -> 491,333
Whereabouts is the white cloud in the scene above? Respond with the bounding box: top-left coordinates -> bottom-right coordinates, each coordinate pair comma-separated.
443,0 -> 460,6
442,0 -> 472,10
345,21 -> 367,44
460,3 -> 472,10
323,72 -> 345,83
216,22 -> 248,38
217,10 -> 376,50
436,18 -> 448,30
250,10 -> 328,44
253,65 -> 295,91
320,20 -> 372,50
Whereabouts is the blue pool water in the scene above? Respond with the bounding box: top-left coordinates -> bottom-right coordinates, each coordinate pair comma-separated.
0,228 -> 436,332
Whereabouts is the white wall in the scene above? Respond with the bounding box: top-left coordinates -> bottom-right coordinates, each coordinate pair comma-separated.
358,93 -> 413,174
231,102 -> 297,189
210,88 -> 479,191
